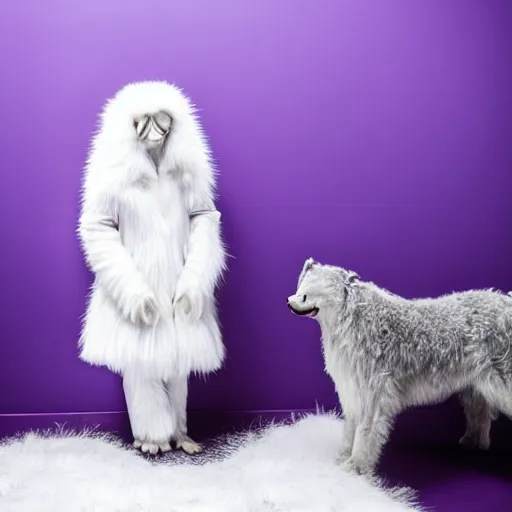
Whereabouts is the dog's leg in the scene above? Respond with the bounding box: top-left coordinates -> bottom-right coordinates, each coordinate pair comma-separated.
458,387 -> 494,451
336,415 -> 356,463
123,368 -> 174,455
344,410 -> 393,476
165,375 -> 202,454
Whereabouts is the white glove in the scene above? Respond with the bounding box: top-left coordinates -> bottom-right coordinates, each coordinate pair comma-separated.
130,293 -> 160,326
173,275 -> 204,322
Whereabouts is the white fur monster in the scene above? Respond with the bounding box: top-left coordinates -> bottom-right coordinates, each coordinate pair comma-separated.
288,258 -> 512,476
78,81 -> 227,455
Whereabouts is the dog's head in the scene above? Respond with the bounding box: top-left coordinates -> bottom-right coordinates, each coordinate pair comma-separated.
287,258 -> 360,319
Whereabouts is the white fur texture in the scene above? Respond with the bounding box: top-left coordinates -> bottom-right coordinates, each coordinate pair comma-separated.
289,258 -> 512,475
78,80 -> 227,380
0,415 -> 421,512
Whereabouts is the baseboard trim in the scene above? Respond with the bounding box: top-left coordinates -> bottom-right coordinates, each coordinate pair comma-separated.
0,409 -> 311,443
1,403 -> 511,449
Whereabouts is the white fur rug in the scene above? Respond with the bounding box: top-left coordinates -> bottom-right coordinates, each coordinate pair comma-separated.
0,414 -> 421,511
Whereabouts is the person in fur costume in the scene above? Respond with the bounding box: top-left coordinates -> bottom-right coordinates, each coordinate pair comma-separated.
78,81 -> 227,455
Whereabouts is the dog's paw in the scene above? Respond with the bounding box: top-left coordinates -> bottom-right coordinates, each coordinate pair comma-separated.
176,436 -> 202,455
343,456 -> 373,476
133,439 -> 172,455
335,448 -> 352,465
458,433 -> 490,451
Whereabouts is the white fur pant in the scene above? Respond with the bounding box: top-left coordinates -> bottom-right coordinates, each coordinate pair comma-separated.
122,368 -> 189,447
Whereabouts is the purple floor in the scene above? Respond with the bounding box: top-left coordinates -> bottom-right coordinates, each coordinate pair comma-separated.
380,445 -> 512,512
1,407 -> 511,511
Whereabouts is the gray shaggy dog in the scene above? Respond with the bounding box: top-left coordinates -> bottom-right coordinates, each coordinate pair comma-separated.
287,258 -> 512,476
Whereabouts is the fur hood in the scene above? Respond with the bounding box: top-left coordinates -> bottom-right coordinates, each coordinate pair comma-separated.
84,80 -> 216,203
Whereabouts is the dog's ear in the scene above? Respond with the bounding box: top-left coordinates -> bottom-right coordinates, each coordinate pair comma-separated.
346,271 -> 360,285
298,258 -> 316,288
302,257 -> 316,274
343,271 -> 359,300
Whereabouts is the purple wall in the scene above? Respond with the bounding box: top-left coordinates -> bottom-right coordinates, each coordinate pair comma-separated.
0,1 -> 511,432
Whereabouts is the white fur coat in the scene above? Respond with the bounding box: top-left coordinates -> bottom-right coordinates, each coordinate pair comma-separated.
78,81 -> 226,380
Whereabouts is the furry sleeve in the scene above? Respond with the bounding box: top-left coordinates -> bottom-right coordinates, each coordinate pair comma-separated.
175,163 -> 227,305
78,188 -> 154,321
184,205 -> 226,298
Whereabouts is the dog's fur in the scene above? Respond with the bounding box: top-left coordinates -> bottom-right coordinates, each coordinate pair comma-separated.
287,258 -> 512,475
